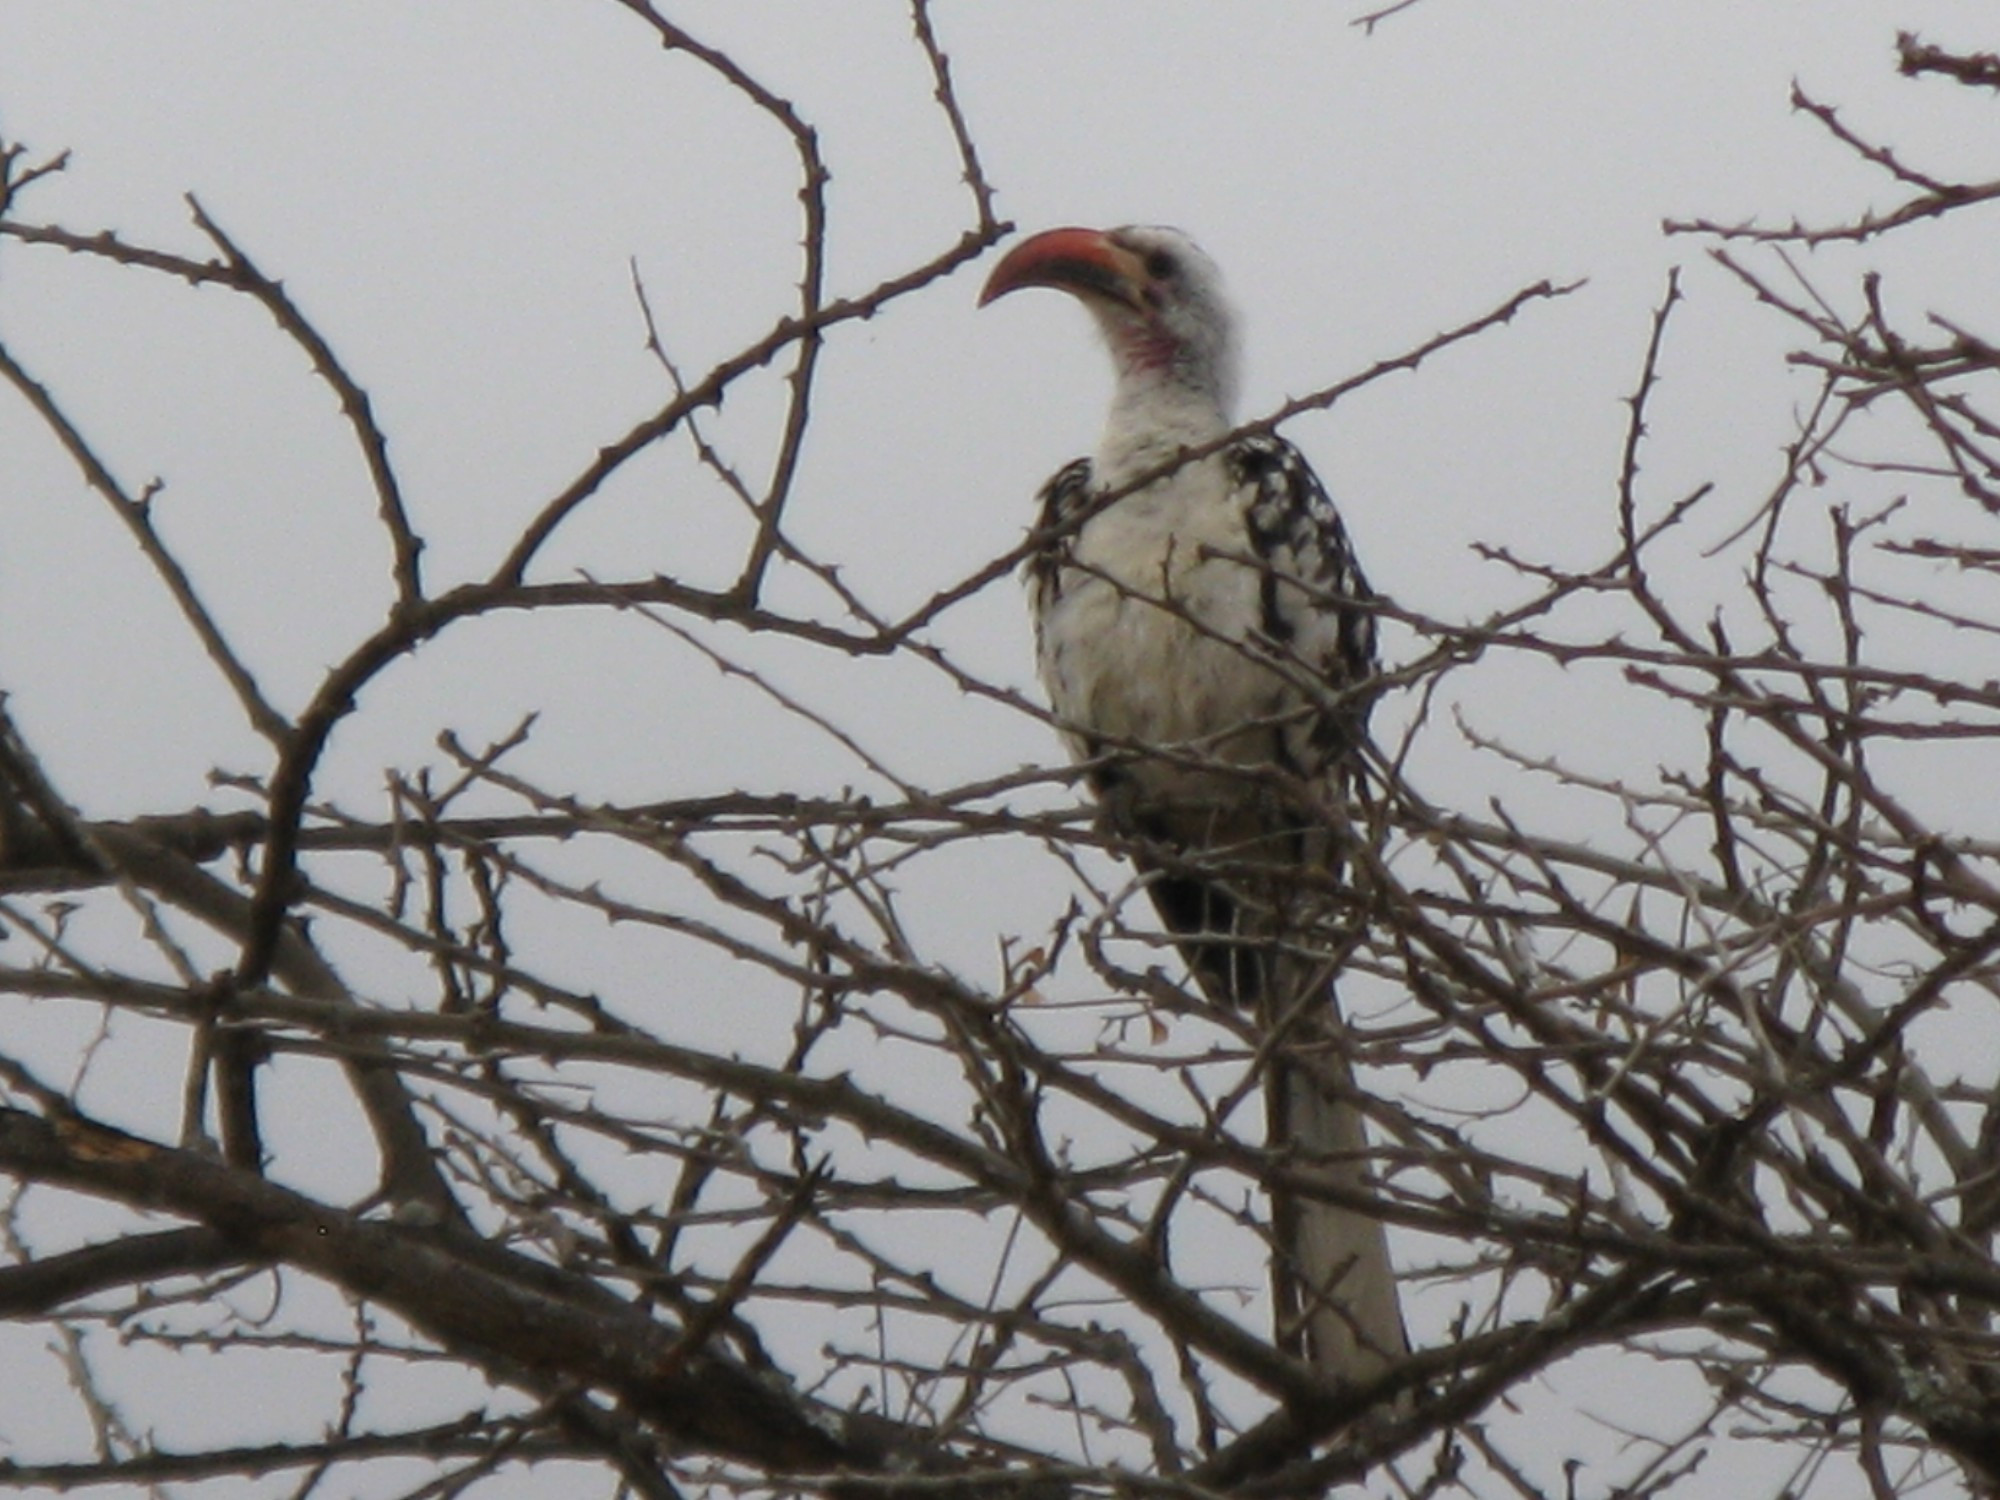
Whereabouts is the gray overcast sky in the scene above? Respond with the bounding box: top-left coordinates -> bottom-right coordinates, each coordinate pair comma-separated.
1,5 -> 1993,1492
0,2 -> 1985,813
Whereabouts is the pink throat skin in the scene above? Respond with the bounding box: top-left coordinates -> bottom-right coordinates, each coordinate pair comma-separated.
1112,325 -> 1180,381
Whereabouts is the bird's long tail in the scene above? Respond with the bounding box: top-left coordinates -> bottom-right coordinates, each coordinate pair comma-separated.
1146,859 -> 1405,1383
1264,969 -> 1407,1383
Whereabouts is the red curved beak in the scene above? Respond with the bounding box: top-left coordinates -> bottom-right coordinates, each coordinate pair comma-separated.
979,227 -> 1148,310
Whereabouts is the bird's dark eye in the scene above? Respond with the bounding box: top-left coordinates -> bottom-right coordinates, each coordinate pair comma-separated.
1146,249 -> 1179,280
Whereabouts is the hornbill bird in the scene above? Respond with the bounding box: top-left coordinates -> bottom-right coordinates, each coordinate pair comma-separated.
981,226 -> 1405,1384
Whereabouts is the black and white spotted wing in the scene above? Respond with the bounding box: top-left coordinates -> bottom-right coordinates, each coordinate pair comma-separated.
1232,432 -> 1378,769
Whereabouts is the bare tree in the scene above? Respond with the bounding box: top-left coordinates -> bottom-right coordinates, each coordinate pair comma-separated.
1,11 -> 1998,1497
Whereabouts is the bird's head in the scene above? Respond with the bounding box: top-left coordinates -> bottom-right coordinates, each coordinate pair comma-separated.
981,225 -> 1240,419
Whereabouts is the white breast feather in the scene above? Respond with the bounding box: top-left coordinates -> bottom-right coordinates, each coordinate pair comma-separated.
1036,456 -> 1295,772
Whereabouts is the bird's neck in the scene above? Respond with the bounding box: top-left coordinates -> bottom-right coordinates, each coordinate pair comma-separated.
1096,373 -> 1232,492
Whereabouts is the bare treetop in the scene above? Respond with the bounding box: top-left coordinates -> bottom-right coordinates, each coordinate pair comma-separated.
1,10 -> 1999,1498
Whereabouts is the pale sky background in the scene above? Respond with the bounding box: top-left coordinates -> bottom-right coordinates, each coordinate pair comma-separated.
4,0 -> 1991,814
1,3 -> 1995,1494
